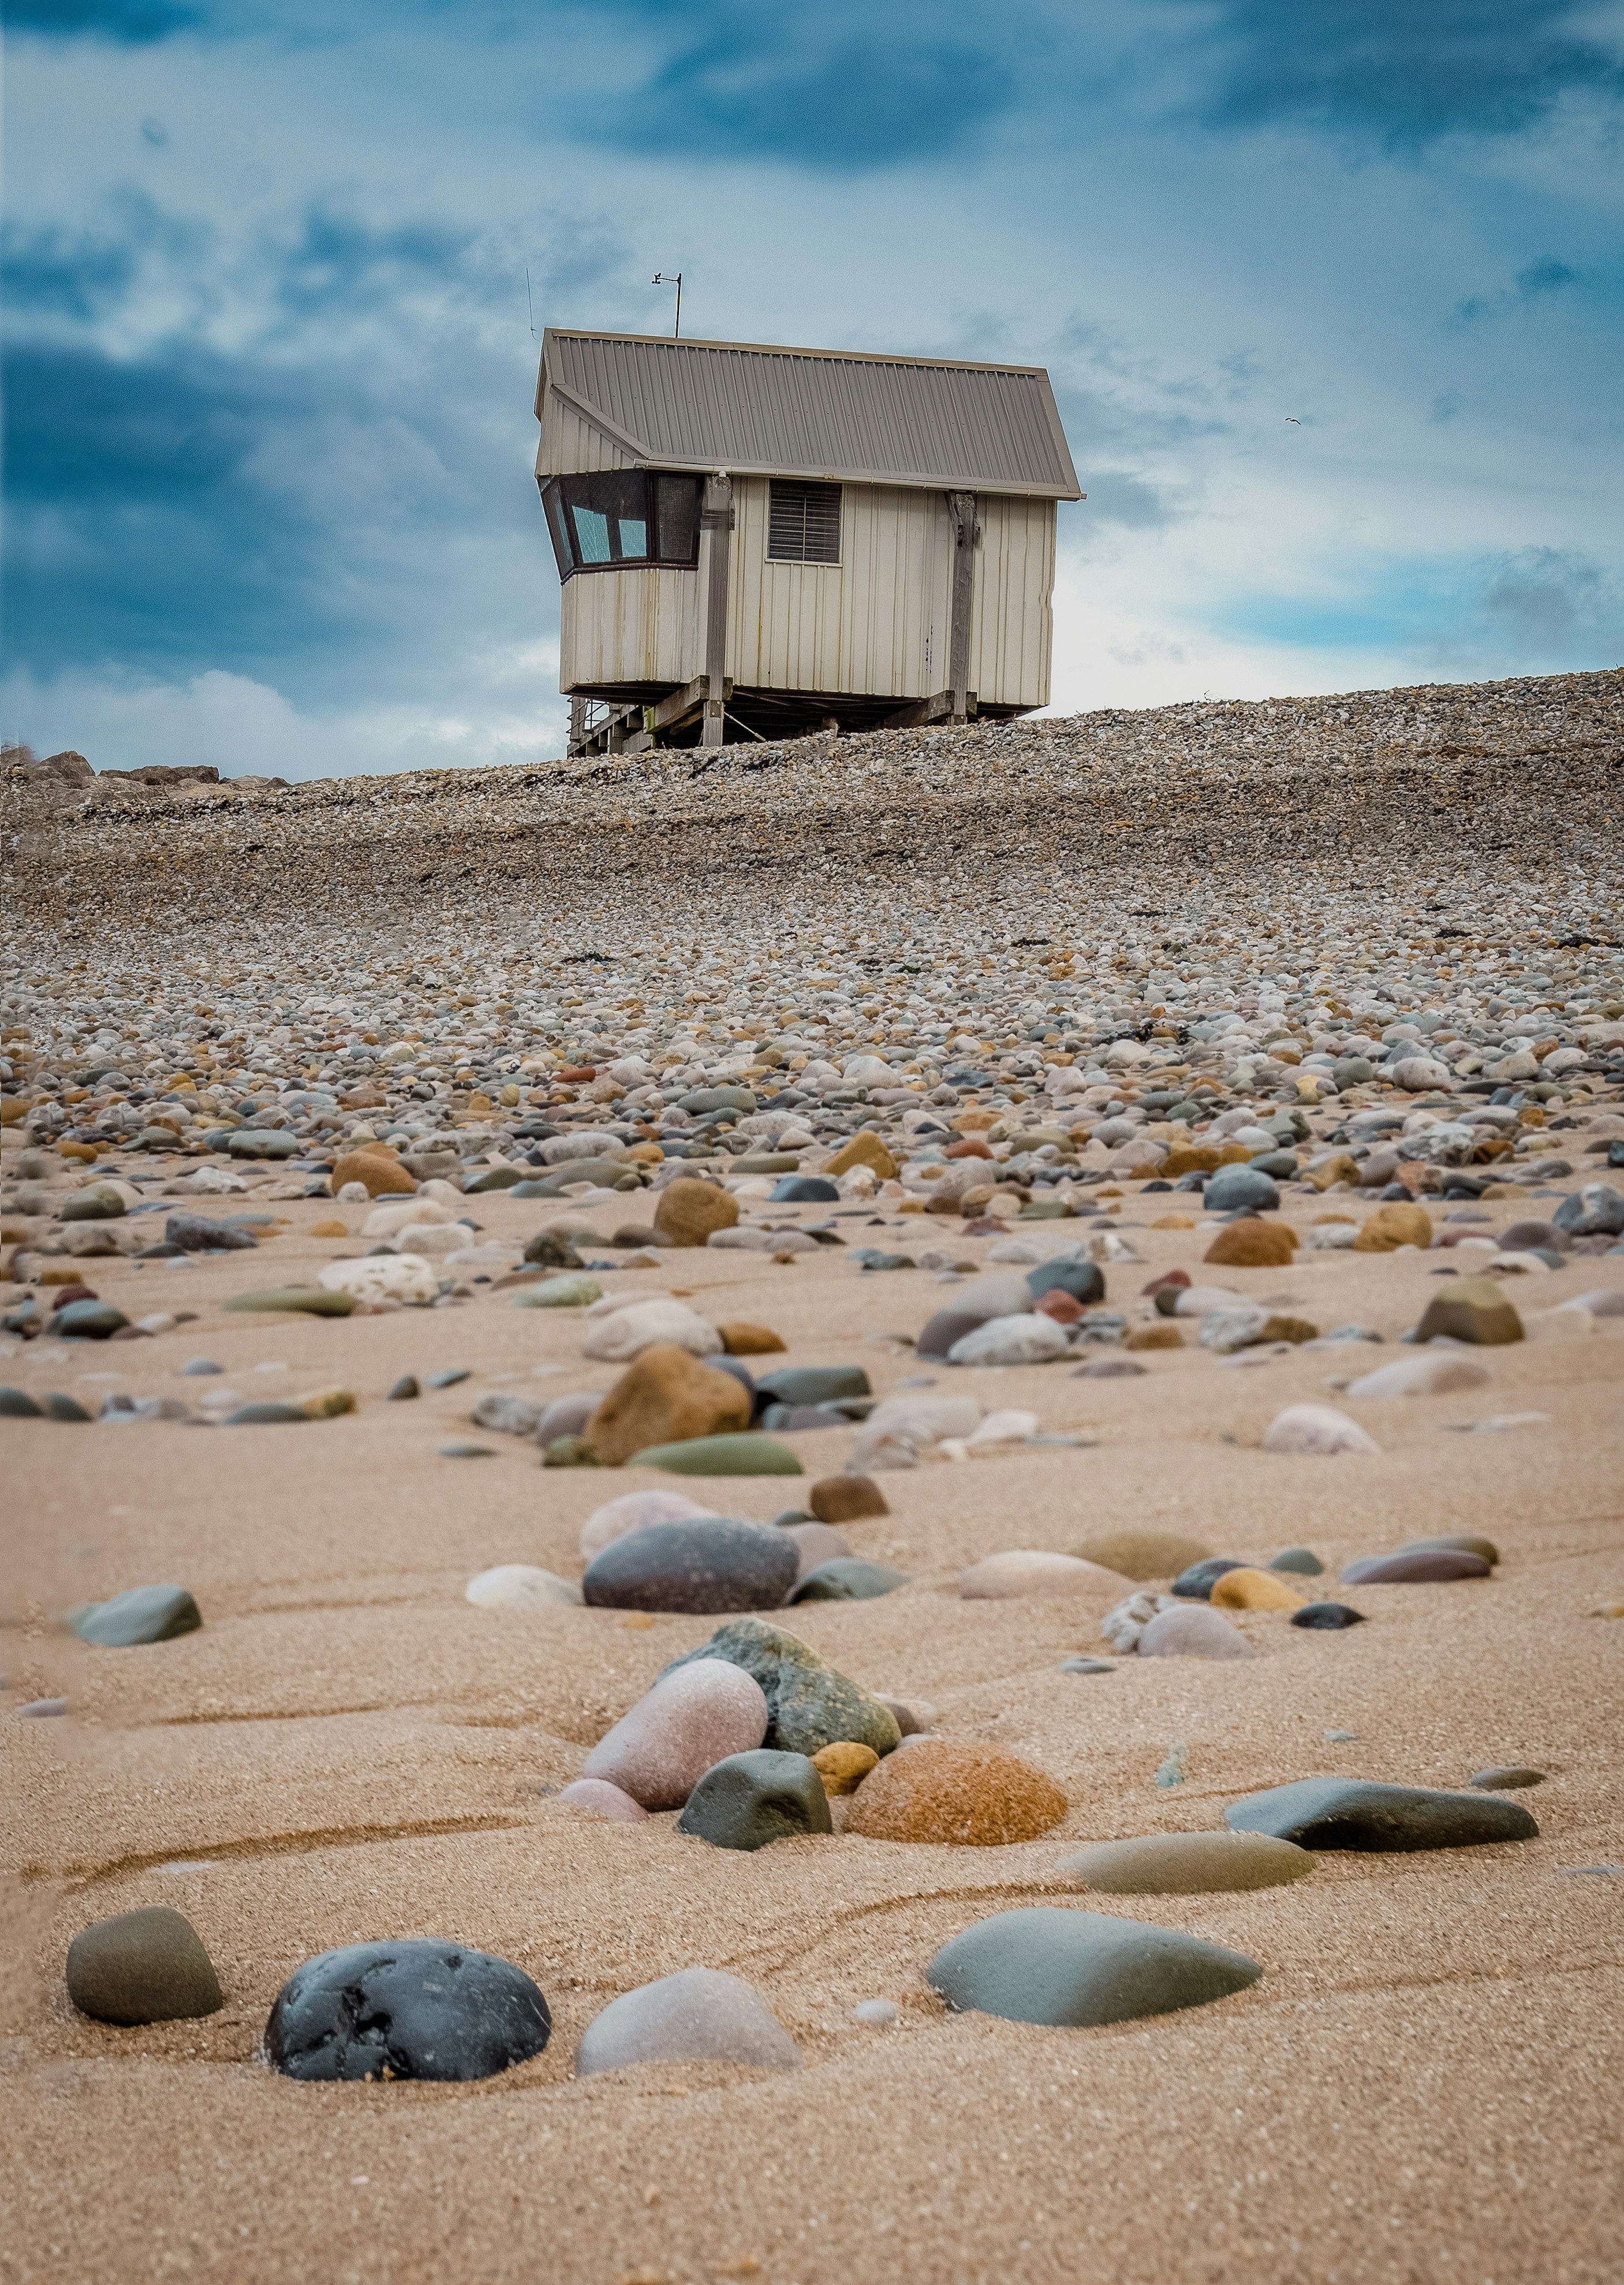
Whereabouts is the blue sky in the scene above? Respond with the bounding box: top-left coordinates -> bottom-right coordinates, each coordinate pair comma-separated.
4,0 -> 1622,776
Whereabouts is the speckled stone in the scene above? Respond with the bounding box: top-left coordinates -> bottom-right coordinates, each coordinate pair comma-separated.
843,1739 -> 1067,1846
660,1616 -> 901,1758
582,1518 -> 798,1612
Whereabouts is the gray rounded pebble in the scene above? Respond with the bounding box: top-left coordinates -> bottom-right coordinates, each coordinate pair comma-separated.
1469,1766 -> 1546,1790
1056,1830 -> 1315,1894
74,1585 -> 202,1648
927,1906 -> 1263,2028
790,1557 -> 910,1603
584,1519 -> 798,1615
1268,1547 -> 1324,1575
575,1966 -> 800,2075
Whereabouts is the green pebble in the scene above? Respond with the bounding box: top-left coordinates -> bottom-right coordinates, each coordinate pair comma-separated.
629,1433 -> 804,1477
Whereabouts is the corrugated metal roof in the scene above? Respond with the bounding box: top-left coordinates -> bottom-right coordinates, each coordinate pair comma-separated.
537,330 -> 1081,499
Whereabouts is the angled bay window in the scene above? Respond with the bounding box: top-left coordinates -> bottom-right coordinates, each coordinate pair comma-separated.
541,471 -> 703,580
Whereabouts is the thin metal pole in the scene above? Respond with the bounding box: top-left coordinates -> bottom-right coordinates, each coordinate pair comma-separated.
674,274 -> 682,338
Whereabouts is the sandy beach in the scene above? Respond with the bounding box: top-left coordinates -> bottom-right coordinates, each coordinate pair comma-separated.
5,679 -> 1623,2285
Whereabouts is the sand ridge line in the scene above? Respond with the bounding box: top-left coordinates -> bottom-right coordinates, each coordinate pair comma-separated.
32,1811 -> 539,1891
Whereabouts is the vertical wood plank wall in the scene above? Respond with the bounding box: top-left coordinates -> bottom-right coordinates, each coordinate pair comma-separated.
559,567 -> 699,688
969,493 -> 1055,711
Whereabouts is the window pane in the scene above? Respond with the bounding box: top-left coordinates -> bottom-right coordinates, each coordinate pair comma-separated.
574,506 -> 611,563
541,481 -> 574,577
617,517 -> 648,558
656,475 -> 701,563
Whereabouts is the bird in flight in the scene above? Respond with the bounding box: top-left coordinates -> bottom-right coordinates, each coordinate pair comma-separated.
1285,416 -> 1301,425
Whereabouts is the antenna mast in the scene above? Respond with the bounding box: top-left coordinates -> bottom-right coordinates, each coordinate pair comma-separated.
651,271 -> 683,338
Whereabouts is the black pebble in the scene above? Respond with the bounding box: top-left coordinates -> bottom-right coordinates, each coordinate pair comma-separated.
266,1939 -> 551,2081
1173,1558 -> 1247,1601
1290,1601 -> 1367,1630
387,1375 -> 421,1401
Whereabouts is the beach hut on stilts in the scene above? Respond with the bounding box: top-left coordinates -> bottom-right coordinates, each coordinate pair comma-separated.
533,330 -> 1082,756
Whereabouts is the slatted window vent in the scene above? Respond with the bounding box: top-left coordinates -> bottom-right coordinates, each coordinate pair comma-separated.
767,480 -> 842,564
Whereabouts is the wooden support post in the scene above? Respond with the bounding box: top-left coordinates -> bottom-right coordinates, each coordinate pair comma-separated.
947,490 -> 978,723
568,695 -> 586,756
700,473 -> 734,748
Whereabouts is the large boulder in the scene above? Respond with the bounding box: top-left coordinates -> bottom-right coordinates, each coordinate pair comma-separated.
587,1345 -> 752,1465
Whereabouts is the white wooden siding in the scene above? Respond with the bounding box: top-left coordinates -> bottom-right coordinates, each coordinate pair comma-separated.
537,393 -> 632,479
969,492 -> 1054,710
548,431 -> 1058,707
560,567 -> 697,690
726,479 -> 948,701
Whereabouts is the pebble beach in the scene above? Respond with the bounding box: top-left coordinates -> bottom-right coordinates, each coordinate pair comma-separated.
3,667 -> 1623,2285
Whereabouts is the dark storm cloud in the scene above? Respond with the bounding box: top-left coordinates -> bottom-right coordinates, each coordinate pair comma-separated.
1178,0 -> 1624,144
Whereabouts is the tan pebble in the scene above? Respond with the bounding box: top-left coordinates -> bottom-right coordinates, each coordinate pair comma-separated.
812,1741 -> 879,1794
1204,1220 -> 1298,1267
1353,1201 -> 1432,1251
1126,1322 -> 1184,1350
1211,1566 -> 1306,1611
716,1321 -> 787,1355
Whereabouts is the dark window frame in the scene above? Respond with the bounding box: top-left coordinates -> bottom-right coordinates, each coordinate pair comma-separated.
767,479 -> 842,565
540,469 -> 703,582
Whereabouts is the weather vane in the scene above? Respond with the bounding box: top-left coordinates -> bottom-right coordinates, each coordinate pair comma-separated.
652,271 -> 684,339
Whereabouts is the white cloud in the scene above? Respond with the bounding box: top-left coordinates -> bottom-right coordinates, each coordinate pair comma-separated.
1,663 -> 569,780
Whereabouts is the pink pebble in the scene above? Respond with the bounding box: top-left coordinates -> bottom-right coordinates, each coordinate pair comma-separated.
558,1779 -> 649,1821
582,1660 -> 770,1809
